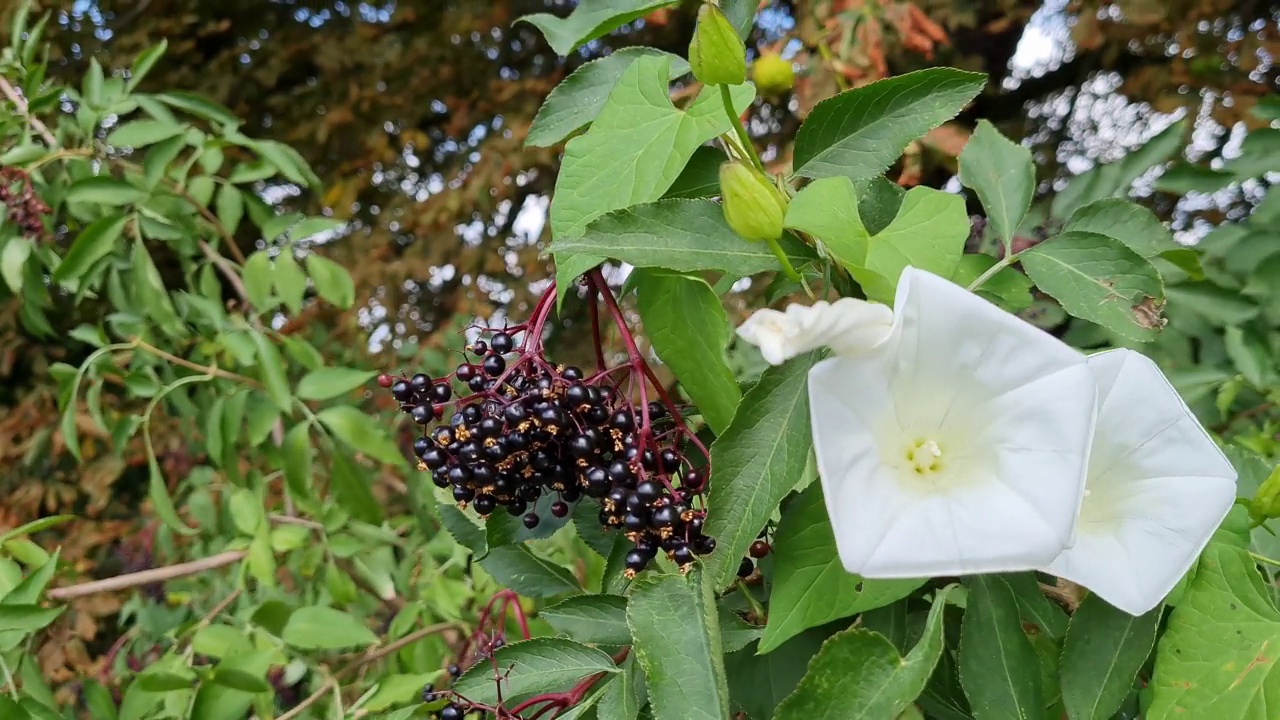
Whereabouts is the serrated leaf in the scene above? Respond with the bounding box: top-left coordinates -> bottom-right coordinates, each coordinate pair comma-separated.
1059,593 -> 1159,720
784,175 -> 870,272
761,483 -> 924,653
1063,199 -> 1177,258
282,606 -> 377,649
774,585 -> 957,719
543,595 -> 631,646
455,637 -> 619,705
295,367 -> 376,401
527,48 -> 690,147
793,68 -> 986,182
552,199 -> 813,283
107,120 -> 184,148
1020,231 -> 1164,342
479,545 -> 579,598
950,254 -> 1033,312
704,353 -> 819,590
726,628 -> 827,720
663,145 -> 728,199
633,270 -> 739,433
519,0 -> 679,55
628,568 -> 730,720
599,653 -> 646,720
317,405 -> 406,468
329,451 -> 385,525
305,254 -> 355,309
53,215 -> 128,283
958,576 -> 1044,720
959,120 -> 1034,253
1148,543 -> 1280,719
549,54 -> 754,241
862,186 -> 970,303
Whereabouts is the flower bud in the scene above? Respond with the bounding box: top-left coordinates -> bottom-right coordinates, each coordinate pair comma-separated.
720,161 -> 788,242
752,51 -> 795,96
1251,465 -> 1280,522
689,3 -> 746,86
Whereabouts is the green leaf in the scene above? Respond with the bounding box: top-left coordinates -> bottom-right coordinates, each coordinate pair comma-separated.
136,668 -> 196,692
1223,128 -> 1280,180
248,331 -> 292,412
479,545 -> 579,598
719,606 -> 763,653
1148,543 -> 1280,719
549,54 -> 754,241
53,215 -> 128,283
67,176 -> 148,206
147,450 -> 197,536
305,254 -> 356,309
542,595 -> 631,646
1051,120 -> 1185,219
0,604 -> 63,634
330,451 -> 386,525
863,187 -> 969,303
1224,325 -> 1276,389
486,494 -> 572,548
1063,199 -> 1177,258
704,352 -> 819,590
663,145 -> 728,199
1002,573 -> 1068,642
950,254 -> 1033,312
857,176 -> 906,235
518,0 -> 679,55
316,405 -> 406,468
628,567 -> 730,720
726,628 -> 828,719
599,654 -> 647,720
633,270 -> 739,433
774,585 -> 957,719
296,367 -> 376,401
215,184 -> 244,237
209,667 -> 271,693
281,421 -> 315,505
1155,164 -> 1234,194
552,199 -> 812,282
273,251 -> 307,314
1020,231 -> 1164,342
761,482 -> 924,653
793,68 -> 986,182
958,576 -> 1044,720
784,176 -> 870,273
127,39 -> 168,91
2,237 -> 31,293
364,672 -> 444,712
1059,592 -> 1160,720
527,48 -> 689,147
281,606 -> 377,649
106,120 -> 184,148
188,651 -> 272,720
240,251 -> 274,311
83,57 -> 104,107
959,120 -> 1034,253
455,637 -> 619,705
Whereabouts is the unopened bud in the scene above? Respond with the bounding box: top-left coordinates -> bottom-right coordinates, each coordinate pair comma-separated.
752,51 -> 795,96
689,3 -> 746,86
720,161 -> 788,242
1251,464 -> 1280,523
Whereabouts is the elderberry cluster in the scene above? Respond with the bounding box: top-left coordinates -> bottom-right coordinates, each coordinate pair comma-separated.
0,168 -> 50,239
379,327 -> 715,576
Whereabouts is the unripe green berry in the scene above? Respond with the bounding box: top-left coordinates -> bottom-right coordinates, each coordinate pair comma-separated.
689,3 -> 746,86
720,161 -> 788,242
752,51 -> 795,96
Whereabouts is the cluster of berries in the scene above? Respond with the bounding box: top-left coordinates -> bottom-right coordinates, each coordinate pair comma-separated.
379,324 -> 715,576
738,531 -> 772,580
422,662 -> 470,719
0,168 -> 50,239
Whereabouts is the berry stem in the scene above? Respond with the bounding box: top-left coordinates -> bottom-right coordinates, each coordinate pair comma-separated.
588,284 -> 607,372
721,84 -> 765,173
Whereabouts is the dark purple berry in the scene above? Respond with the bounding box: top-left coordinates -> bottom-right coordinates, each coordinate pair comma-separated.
672,545 -> 695,566
568,434 -> 596,458
624,550 -> 649,573
750,540 -> 771,558
411,404 -> 433,425
551,501 -> 569,518
562,366 -> 584,381
650,505 -> 678,529
391,380 -> 412,402
473,495 -> 497,516
695,535 -> 717,555
491,332 -> 514,354
456,364 -> 477,382
483,354 -> 506,377
421,447 -> 447,470
610,411 -> 634,432
523,513 -> 540,529
634,481 -> 662,505
507,498 -> 528,516
737,557 -> 754,578
448,664 -> 461,678
659,448 -> 681,472
410,373 -> 431,393
453,485 -> 475,503
441,704 -> 464,720
431,383 -> 452,403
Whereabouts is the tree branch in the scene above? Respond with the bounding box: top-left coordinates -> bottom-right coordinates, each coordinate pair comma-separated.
47,550 -> 247,601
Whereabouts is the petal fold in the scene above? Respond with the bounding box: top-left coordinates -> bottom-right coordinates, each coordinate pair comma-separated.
736,297 -> 893,365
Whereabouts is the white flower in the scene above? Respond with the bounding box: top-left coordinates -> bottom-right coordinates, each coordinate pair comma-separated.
735,298 -> 893,365
1041,349 -> 1238,616
809,267 -> 1098,578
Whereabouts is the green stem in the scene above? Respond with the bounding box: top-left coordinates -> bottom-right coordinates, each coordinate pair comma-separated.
0,652 -> 17,700
766,237 -> 801,282
966,252 -> 1021,293
721,84 -> 764,173
737,580 -> 766,623
1250,551 -> 1280,568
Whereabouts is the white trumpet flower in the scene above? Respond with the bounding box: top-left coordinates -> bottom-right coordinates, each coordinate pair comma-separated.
807,267 -> 1098,578
1042,349 -> 1238,616
735,297 -> 894,366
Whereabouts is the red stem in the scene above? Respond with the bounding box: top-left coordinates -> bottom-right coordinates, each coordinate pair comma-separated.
588,284 -> 607,372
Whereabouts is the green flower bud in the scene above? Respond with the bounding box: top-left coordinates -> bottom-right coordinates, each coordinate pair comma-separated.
689,3 -> 746,86
720,161 -> 788,242
1251,464 -> 1280,522
752,51 -> 795,96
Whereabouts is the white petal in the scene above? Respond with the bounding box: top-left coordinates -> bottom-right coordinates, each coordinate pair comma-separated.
737,298 -> 892,365
809,267 -> 1096,578
1043,349 -> 1238,616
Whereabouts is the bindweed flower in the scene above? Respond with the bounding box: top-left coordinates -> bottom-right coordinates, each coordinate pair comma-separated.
735,297 -> 894,366
1041,349 -> 1237,616
806,267 -> 1097,578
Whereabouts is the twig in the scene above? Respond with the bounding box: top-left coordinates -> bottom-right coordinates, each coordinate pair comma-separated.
133,338 -> 262,388
47,550 -> 246,601
0,75 -> 56,146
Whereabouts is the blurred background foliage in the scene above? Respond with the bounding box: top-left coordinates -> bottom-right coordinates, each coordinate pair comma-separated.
1,0 -> 1279,710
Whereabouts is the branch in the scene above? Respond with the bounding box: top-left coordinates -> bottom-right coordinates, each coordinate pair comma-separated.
0,75 -> 57,146
47,550 -> 246,601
